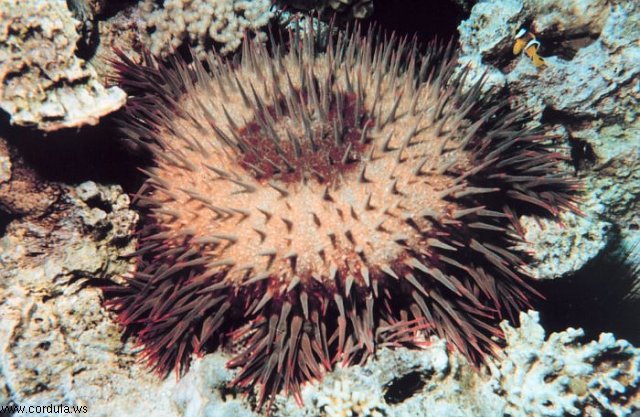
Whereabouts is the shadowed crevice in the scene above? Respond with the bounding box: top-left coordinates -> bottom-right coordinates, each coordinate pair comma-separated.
0,114 -> 147,195
536,232 -> 640,344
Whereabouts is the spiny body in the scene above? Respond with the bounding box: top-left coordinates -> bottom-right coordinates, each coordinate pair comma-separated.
107,26 -> 579,409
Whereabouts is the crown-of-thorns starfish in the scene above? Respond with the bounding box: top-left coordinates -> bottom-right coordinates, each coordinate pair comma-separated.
106,25 -> 579,409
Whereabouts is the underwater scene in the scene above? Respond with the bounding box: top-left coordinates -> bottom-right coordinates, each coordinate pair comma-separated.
0,0 -> 638,416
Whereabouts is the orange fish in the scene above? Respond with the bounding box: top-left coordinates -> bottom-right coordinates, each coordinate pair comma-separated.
513,27 -> 546,68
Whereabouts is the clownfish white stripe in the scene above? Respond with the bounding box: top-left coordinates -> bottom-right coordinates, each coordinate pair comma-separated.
525,39 -> 541,51
515,28 -> 528,39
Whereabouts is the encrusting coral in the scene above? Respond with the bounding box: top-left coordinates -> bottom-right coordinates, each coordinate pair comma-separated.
0,177 -> 139,414
456,0 -> 640,267
106,25 -> 579,409
0,0 -> 126,131
140,0 -> 273,58
494,311 -> 640,417
297,311 -> 640,417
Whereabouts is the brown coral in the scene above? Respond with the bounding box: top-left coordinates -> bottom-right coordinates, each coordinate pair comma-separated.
0,137 -> 60,217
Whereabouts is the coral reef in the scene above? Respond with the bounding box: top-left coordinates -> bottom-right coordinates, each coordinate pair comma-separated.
0,144 -> 143,413
66,0 -> 103,51
140,0 -> 273,58
68,0 -> 107,18
6,271 -> 633,417
503,2 -> 638,119
457,0 -> 640,278
0,140 -> 636,415
282,311 -> 640,417
0,0 -> 638,416
91,6 -> 145,82
517,210 -> 611,279
0,0 -> 126,131
172,354 -> 256,417
49,310 -> 634,417
493,311 -> 639,417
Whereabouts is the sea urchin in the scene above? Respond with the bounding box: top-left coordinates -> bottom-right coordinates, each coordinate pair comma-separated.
107,26 -> 579,407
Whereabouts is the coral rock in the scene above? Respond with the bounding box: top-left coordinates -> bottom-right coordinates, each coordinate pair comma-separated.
0,178 -> 140,413
0,0 -> 126,131
140,0 -> 273,58
457,0 -> 640,277
493,311 -> 640,417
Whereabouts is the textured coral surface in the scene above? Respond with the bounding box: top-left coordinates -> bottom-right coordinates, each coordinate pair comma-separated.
0,0 -> 638,416
140,0 -> 273,58
457,0 -> 640,275
0,0 -> 126,130
0,137 -> 140,413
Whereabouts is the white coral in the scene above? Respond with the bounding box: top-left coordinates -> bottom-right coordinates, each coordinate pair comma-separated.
315,378 -> 388,417
492,311 -> 640,417
141,0 -> 273,58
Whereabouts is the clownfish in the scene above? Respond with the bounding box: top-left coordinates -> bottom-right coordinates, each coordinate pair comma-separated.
513,27 -> 546,68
